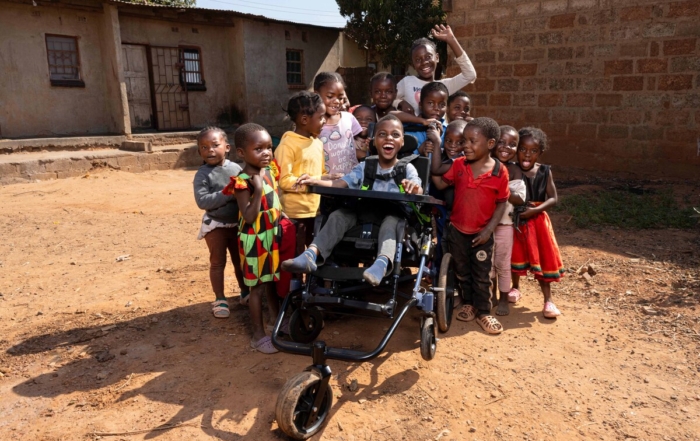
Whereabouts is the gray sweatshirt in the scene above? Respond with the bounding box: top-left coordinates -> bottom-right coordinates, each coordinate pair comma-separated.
193,159 -> 242,223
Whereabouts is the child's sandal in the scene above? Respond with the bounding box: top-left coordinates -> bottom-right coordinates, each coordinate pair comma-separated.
476,315 -> 503,334
211,299 -> 230,318
239,290 -> 250,306
543,301 -> 561,318
456,304 -> 477,322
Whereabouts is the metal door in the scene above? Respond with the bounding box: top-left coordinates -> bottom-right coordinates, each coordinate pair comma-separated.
122,44 -> 153,129
149,46 -> 190,130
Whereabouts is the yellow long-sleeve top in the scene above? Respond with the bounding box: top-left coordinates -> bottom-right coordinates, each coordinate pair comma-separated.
274,131 -> 324,219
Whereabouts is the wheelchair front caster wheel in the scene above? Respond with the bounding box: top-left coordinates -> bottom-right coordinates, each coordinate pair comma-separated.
289,308 -> 324,343
276,371 -> 333,440
420,317 -> 436,361
436,253 -> 455,333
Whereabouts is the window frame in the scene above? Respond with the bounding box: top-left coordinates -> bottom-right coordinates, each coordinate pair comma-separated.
45,34 -> 85,88
286,48 -> 305,89
179,45 -> 206,92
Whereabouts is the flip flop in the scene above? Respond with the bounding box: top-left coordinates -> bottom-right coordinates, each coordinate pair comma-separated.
211,299 -> 230,318
543,301 -> 561,319
250,336 -> 278,354
266,317 -> 290,335
476,315 -> 503,334
239,290 -> 250,306
455,304 -> 477,322
508,288 -> 522,303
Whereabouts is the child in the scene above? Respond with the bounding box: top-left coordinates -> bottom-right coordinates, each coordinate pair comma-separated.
275,91 -> 326,247
282,115 -> 423,286
431,117 -> 509,335
370,72 -> 397,119
314,72 -> 363,176
510,127 -> 565,318
397,101 -> 416,115
395,24 -> 476,116
447,91 -> 472,122
222,123 -> 282,354
405,82 -> 449,156
193,127 -> 248,318
490,126 -> 526,316
352,105 -> 377,162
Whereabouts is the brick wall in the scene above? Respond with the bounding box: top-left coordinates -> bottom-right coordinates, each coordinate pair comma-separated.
446,0 -> 700,178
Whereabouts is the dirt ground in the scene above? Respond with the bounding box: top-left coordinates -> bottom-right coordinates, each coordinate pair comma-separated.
0,169 -> 698,441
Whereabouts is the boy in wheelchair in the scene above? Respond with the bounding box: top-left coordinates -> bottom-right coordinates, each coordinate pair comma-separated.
281,114 -> 423,286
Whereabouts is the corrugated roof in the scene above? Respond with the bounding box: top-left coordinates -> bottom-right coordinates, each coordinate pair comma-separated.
108,0 -> 344,31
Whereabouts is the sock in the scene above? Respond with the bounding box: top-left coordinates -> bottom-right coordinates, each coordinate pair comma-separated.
363,256 -> 389,286
281,248 -> 318,273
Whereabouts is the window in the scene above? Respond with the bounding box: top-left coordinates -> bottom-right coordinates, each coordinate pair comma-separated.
286,49 -> 304,88
45,35 -> 84,87
180,47 -> 206,91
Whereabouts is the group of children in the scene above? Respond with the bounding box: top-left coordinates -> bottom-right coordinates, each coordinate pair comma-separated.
192,24 -> 565,353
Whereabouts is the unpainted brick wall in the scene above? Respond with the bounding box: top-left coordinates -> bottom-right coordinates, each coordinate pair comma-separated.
446,0 -> 700,178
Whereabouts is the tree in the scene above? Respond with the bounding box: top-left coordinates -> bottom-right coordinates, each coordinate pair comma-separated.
336,0 -> 446,72
123,0 -> 196,7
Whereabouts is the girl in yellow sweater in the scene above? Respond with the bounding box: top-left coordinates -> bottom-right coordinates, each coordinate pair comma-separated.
274,92 -> 327,247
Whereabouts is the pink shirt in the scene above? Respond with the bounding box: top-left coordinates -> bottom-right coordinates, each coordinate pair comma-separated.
319,111 -> 362,175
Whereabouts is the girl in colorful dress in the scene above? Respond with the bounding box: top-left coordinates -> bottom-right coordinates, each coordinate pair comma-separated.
223,123 -> 282,353
510,127 -> 565,319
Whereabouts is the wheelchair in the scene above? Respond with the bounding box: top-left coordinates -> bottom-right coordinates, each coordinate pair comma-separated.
271,134 -> 458,440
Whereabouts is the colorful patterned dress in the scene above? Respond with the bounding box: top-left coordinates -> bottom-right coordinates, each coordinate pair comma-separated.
224,161 -> 281,287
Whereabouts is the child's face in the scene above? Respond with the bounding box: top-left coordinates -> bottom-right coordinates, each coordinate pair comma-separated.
353,107 -> 376,137
443,127 -> 465,159
198,131 -> 230,166
517,136 -> 542,171
374,119 -> 404,163
447,97 -> 471,121
463,126 -> 496,162
495,129 -> 519,163
412,45 -> 438,81
419,90 -> 448,120
237,130 -> 273,169
316,81 -> 345,118
302,104 -> 327,138
371,78 -> 397,110
397,101 -> 415,115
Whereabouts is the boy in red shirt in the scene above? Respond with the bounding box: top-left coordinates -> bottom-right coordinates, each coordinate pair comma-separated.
430,117 -> 509,334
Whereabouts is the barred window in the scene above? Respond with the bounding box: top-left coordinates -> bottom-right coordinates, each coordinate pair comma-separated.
181,48 -> 206,91
46,35 -> 84,87
286,49 -> 304,88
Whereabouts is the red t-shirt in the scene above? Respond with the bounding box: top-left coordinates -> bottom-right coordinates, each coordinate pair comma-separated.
442,158 -> 510,234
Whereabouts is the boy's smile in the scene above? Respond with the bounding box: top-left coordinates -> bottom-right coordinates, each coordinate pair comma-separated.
374,120 -> 404,165
443,127 -> 465,158
495,130 -> 518,163
448,97 -> 471,121
462,126 -> 494,162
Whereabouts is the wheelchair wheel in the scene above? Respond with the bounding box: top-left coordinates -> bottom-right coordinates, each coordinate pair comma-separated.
289,308 -> 324,343
276,371 -> 333,440
420,317 -> 436,361
436,253 -> 455,333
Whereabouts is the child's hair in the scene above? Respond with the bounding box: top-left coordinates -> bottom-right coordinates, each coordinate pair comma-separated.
411,37 -> 437,54
313,72 -> 345,91
466,117 -> 500,141
234,123 -> 266,149
419,82 -> 449,103
352,105 -> 375,115
448,90 -> 471,106
287,91 -> 324,122
370,72 -> 396,88
499,125 -> 518,137
518,127 -> 549,152
377,113 -> 402,127
197,126 -> 228,144
447,119 -> 468,134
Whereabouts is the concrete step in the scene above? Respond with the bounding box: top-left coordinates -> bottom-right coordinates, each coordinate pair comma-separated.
0,142 -> 202,185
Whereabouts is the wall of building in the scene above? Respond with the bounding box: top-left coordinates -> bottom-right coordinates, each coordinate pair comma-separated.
0,2 -> 114,138
119,14 -> 242,130
446,0 -> 700,178
242,21 -> 340,137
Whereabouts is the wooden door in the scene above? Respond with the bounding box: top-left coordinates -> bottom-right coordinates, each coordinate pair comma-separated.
122,44 -> 153,129
150,46 -> 190,131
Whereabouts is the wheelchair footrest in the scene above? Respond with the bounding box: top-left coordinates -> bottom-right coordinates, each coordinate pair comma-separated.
306,295 -> 395,316
311,266 -> 367,281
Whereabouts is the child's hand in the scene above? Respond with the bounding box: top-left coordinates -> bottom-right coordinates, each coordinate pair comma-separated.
520,207 -> 539,219
431,24 -> 456,43
401,179 -> 422,195
472,229 -> 492,246
299,176 -> 323,187
292,174 -> 311,191
418,140 -> 435,156
422,118 -> 440,127
321,173 -> 343,180
426,125 -> 442,146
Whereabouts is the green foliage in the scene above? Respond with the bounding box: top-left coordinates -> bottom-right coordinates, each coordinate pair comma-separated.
336,0 -> 446,70
123,0 -> 196,7
555,188 -> 698,230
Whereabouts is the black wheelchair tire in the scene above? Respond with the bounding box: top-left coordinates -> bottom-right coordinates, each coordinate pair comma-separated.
276,371 -> 333,440
289,308 -> 324,344
420,317 -> 436,361
436,253 -> 455,332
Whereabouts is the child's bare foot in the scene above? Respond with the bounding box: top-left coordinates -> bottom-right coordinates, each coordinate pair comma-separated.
495,296 -> 510,316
